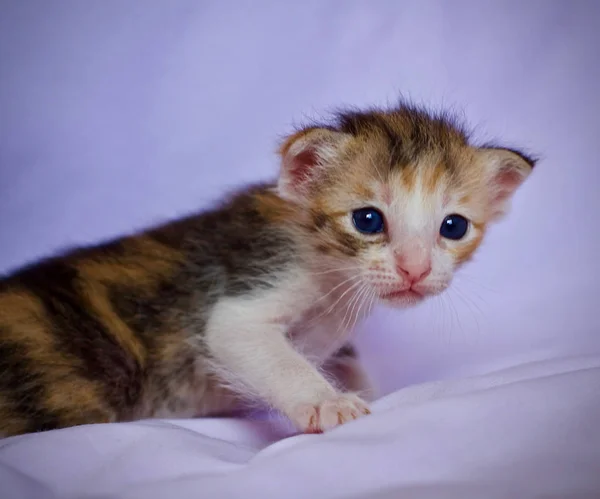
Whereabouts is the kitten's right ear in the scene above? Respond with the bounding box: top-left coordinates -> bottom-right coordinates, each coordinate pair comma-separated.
277,127 -> 351,202
478,146 -> 537,220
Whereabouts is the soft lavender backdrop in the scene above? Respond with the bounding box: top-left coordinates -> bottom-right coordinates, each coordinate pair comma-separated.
1,1 -> 598,395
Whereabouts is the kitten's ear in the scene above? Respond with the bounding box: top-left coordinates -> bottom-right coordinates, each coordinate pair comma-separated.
277,127 -> 351,202
478,147 -> 537,220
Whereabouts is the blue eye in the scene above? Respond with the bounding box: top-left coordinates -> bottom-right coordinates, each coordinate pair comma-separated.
440,214 -> 469,240
352,208 -> 385,234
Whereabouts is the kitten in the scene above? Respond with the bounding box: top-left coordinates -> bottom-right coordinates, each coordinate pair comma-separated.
0,102 -> 535,437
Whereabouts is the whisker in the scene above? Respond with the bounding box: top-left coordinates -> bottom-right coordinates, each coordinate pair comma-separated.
309,274 -> 363,308
330,283 -> 372,354
306,265 -> 365,277
458,283 -> 491,311
438,295 -> 450,342
455,272 -> 498,295
451,285 -> 486,336
365,287 -> 377,318
445,289 -> 466,343
354,285 -> 375,331
438,293 -> 455,346
429,295 -> 444,340
338,283 -> 367,334
438,294 -> 450,339
323,279 -> 364,317
306,278 -> 365,327
345,284 -> 371,334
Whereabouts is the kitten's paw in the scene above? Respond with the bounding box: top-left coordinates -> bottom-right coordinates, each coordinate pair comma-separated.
290,393 -> 371,433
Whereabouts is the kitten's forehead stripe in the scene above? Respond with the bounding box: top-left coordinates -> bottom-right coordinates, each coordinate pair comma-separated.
424,164 -> 447,194
322,103 -> 470,178
458,193 -> 471,204
399,166 -> 418,190
338,111 -> 406,165
352,182 -> 375,200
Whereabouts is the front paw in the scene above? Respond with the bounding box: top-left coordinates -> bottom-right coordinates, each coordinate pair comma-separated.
289,393 -> 371,433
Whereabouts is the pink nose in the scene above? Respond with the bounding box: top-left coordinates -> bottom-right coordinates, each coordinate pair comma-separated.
395,258 -> 432,283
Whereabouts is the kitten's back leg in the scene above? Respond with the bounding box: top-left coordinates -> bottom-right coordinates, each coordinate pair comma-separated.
0,291 -> 117,437
322,343 -> 377,402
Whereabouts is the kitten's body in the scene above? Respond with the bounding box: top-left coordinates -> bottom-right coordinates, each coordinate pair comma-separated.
0,103 -> 535,437
0,185 -> 371,435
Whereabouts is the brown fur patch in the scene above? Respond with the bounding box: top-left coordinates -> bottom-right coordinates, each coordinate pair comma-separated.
0,291 -> 114,433
332,103 -> 469,170
316,244 -> 332,255
0,291 -> 55,351
254,190 -> 298,225
311,211 -> 330,231
399,166 -> 418,190
72,236 -> 184,370
351,182 -> 375,200
333,343 -> 358,359
458,193 -> 472,204
43,378 -> 112,427
0,399 -> 27,436
77,236 -> 182,287
79,280 -> 147,369
326,217 -> 364,257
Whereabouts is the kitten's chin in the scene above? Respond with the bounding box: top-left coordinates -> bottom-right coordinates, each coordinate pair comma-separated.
378,289 -> 425,308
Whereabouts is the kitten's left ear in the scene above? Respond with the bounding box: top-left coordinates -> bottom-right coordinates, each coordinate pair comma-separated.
277,127 -> 351,203
478,147 -> 537,220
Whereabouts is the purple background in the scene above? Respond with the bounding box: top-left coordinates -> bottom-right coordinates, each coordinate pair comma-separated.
1,1 -> 598,395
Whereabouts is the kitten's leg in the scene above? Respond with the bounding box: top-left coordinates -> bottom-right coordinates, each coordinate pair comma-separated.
205,298 -> 371,433
323,343 -> 377,402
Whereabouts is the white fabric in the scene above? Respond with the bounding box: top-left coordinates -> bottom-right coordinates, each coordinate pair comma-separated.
1,356 -> 599,499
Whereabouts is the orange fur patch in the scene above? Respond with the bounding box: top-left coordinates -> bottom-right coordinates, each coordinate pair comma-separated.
0,290 -> 114,430
254,191 -> 299,225
72,236 -> 185,369
399,166 -> 418,190
0,291 -> 55,350
450,231 -> 485,264
424,164 -> 446,194
79,280 -> 147,368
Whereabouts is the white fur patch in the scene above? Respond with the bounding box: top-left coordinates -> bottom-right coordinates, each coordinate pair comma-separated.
204,270 -> 338,415
202,263 -> 375,428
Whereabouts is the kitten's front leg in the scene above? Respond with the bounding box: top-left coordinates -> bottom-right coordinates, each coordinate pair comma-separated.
205,297 -> 370,433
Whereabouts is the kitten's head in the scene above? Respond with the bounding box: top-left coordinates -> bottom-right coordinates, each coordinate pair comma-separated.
277,103 -> 536,307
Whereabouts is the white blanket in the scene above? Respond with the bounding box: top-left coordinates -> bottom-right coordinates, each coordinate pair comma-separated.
2,356 -> 599,499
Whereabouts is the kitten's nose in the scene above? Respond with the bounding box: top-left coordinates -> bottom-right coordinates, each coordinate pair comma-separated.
395,257 -> 432,284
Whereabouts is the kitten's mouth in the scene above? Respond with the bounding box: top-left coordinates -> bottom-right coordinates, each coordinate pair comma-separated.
380,288 -> 423,301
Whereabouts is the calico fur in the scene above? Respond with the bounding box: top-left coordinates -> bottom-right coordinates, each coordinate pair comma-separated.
0,102 -> 536,437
